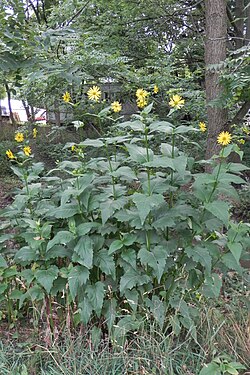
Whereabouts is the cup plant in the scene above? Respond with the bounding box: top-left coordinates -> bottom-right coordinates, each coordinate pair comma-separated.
0,87 -> 249,344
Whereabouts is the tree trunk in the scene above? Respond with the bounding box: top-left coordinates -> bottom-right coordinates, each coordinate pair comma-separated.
4,82 -> 16,126
205,0 -> 227,160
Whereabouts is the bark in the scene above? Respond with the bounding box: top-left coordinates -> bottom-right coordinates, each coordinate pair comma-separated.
205,0 -> 227,160
22,100 -> 31,121
4,82 -> 16,126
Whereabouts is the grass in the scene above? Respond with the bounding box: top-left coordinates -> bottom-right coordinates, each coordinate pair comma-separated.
0,297 -> 249,375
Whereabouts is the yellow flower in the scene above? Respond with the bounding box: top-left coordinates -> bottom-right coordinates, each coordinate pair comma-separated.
199,122 -> 207,132
15,132 -> 24,142
71,145 -> 76,151
62,91 -> 71,103
136,88 -> 149,100
217,131 -> 232,146
33,128 -> 37,138
136,98 -> 148,108
23,146 -> 32,156
153,85 -> 159,94
169,95 -> 185,109
111,101 -> 122,113
87,85 -> 101,101
6,149 -> 15,159
238,139 -> 245,145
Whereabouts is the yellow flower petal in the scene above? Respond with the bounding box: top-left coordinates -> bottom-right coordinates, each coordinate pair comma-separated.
217,131 -> 232,146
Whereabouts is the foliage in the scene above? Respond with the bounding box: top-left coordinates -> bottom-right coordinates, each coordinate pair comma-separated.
0,101 -> 249,344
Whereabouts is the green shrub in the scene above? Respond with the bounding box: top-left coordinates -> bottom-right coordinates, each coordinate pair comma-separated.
0,103 -> 249,345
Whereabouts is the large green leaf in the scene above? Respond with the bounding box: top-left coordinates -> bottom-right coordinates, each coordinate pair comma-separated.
68,265 -> 89,300
53,204 -> 79,219
138,246 -> 167,282
79,297 -> 93,324
204,201 -> 230,226
108,239 -> 123,255
0,255 -> 7,268
14,247 -> 38,263
95,249 -> 116,278
146,295 -> 166,329
35,266 -> 59,294
125,143 -> 154,164
74,236 -> 94,269
47,231 -> 74,251
120,269 -> 151,294
132,193 -> 165,224
228,242 -> 242,263
86,282 -> 105,317
185,246 -> 212,273
149,121 -> 173,134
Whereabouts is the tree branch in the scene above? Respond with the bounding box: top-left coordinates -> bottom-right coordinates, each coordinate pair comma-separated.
229,101 -> 250,125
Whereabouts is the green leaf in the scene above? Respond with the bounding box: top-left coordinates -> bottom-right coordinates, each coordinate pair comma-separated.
228,242 -> 242,263
76,222 -> 101,236
174,125 -> 197,134
103,298 -> 117,333
144,156 -> 175,169
108,240 -> 123,255
149,121 -> 173,134
68,265 -> 89,300
86,281 -> 105,317
138,246 -> 167,282
118,120 -> 146,132
124,289 -> 139,311
79,139 -> 104,147
35,266 -> 59,293
132,193 -> 165,225
146,295 -> 166,329
47,231 -> 74,251
120,269 -> 151,294
74,236 -> 94,269
0,255 -> 7,268
199,362 -> 220,375
121,248 -> 137,270
0,283 -> 8,295
14,247 -> 38,263
202,273 -> 222,298
204,201 -> 230,226
125,143 -> 154,164
79,297 -> 93,324
222,253 -> 243,274
95,249 -> 116,278
53,204 -> 79,219
185,246 -> 212,273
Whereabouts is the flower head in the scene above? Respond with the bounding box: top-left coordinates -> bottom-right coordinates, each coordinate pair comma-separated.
6,149 -> 15,159
153,85 -> 159,94
136,98 -> 148,109
217,131 -> 232,146
87,86 -> 101,101
169,95 -> 185,109
111,101 -> 122,113
136,88 -> 149,100
23,146 -> 32,156
62,91 -> 71,103
33,128 -> 37,138
15,132 -> 24,142
199,122 -> 207,132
